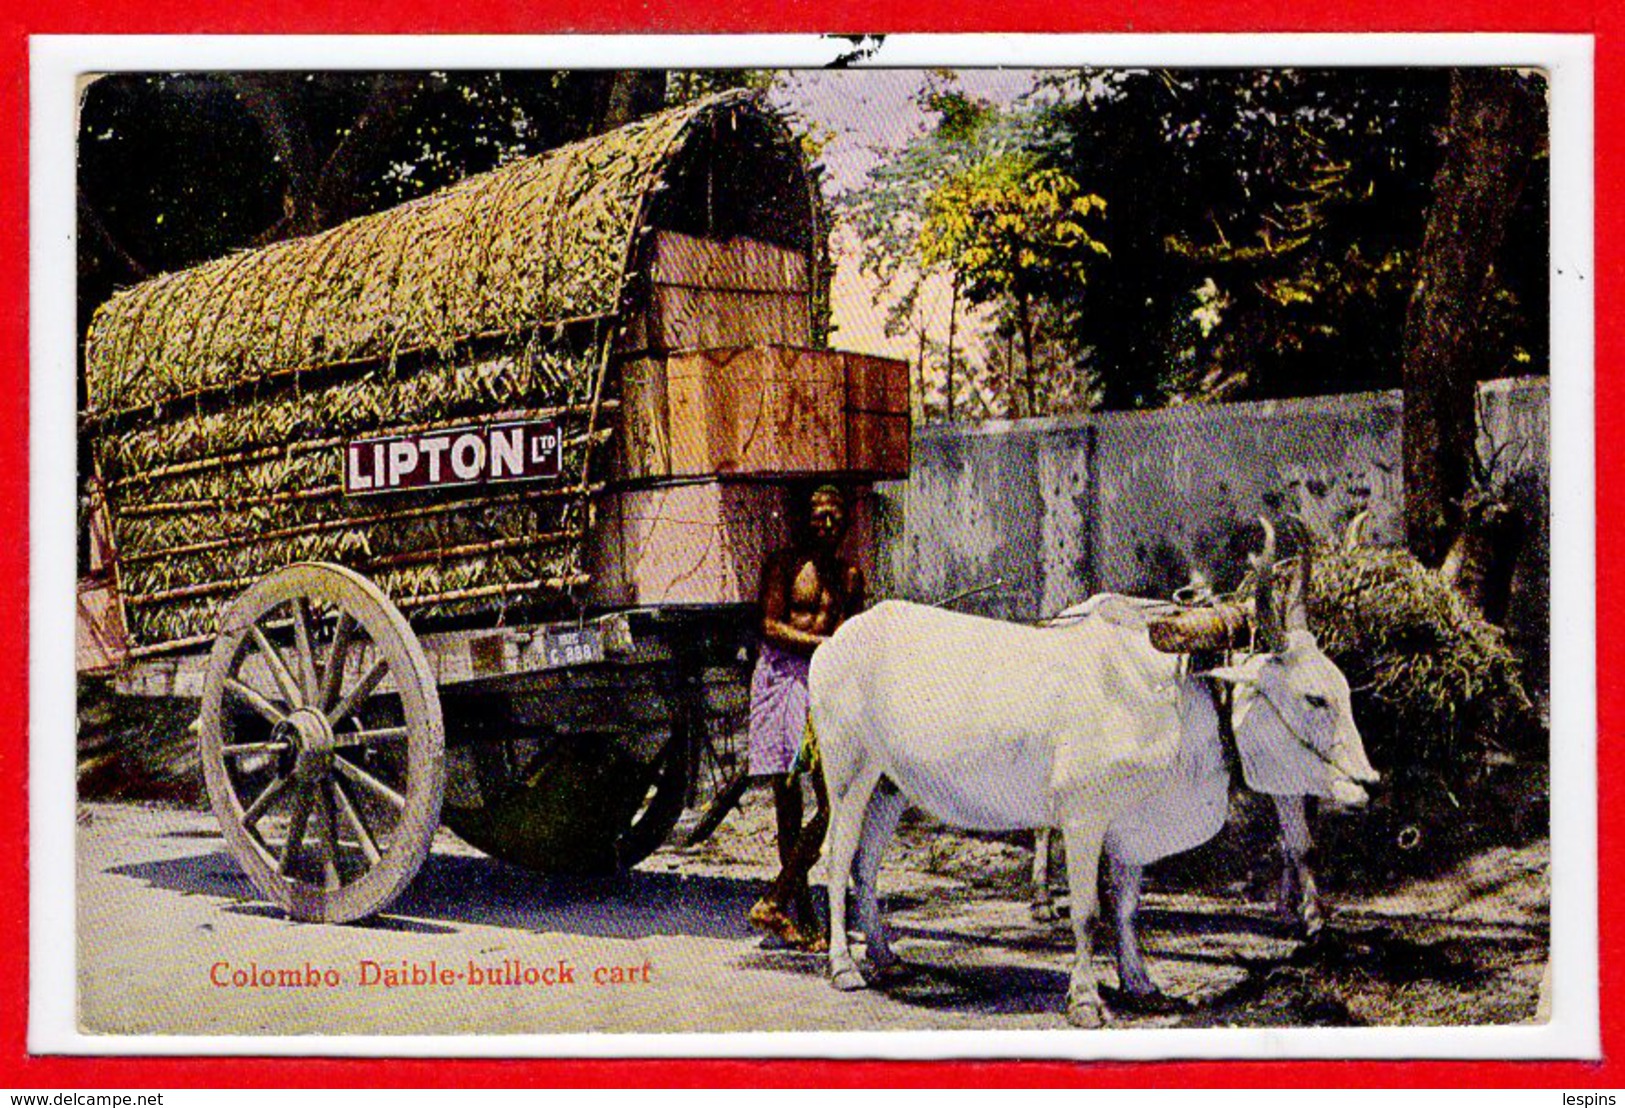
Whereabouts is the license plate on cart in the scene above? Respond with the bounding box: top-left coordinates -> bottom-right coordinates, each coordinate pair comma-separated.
542,626 -> 605,668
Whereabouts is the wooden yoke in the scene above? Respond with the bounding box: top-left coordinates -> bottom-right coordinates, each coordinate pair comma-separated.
1147,602 -> 1254,654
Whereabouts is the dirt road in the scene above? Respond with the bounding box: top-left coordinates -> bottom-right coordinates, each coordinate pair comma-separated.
73,793 -> 1549,1037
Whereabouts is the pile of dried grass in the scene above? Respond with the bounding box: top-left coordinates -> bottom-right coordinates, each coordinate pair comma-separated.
1308,544 -> 1540,771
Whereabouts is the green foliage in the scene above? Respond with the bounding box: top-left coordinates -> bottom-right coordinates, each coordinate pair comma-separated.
918,154 -> 1107,415
1025,69 -> 1459,408
922,85 -> 998,144
835,76 -> 1056,419
918,155 -> 1106,298
665,70 -> 777,106
1309,544 -> 1538,772
838,76 -> 1022,299
842,68 -> 1546,418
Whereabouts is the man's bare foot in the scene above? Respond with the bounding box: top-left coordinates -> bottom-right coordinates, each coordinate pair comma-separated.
795,932 -> 829,954
749,899 -> 811,948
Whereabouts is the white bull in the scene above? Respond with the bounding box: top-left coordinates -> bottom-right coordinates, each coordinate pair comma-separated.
808,523 -> 1376,1027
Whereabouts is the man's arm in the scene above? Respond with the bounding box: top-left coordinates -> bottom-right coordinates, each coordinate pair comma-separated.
758,552 -> 826,657
844,563 -> 868,620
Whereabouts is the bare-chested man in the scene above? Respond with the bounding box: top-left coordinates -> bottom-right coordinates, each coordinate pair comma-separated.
745,484 -> 866,951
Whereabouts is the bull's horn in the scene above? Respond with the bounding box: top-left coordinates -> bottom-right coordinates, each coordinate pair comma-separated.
1286,550 -> 1313,634
1343,509 -> 1372,551
1251,516 -> 1286,652
1255,516 -> 1277,566
1283,516 -> 1313,634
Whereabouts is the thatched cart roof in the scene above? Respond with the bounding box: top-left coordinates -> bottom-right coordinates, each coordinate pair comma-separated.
84,90 -> 822,650
84,90 -> 816,418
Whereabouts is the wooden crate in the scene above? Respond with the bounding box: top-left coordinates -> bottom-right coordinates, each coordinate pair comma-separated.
585,482 -> 789,607
667,347 -> 847,477
649,231 -> 809,293
844,352 -> 911,478
618,358 -> 671,480
617,346 -> 911,481
619,231 -> 811,355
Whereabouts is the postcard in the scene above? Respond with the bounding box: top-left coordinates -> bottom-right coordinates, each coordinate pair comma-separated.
30,33 -> 1596,1059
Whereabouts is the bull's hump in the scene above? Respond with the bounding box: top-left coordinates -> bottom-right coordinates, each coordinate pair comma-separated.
851,600 -> 1166,696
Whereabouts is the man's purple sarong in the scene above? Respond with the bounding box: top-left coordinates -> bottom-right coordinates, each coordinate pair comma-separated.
746,642 -> 812,777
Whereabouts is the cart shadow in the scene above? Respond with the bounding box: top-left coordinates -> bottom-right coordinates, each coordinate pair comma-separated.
392,854 -> 763,940
223,904 -> 458,934
888,901 -> 1297,960
885,914 -> 1279,981
108,848 -> 764,942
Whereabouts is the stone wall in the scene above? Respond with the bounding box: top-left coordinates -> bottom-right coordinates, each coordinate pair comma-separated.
872,377 -> 1549,661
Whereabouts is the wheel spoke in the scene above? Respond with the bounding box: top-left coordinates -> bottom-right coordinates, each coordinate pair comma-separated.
241,774 -> 293,831
318,787 -> 342,891
332,726 -> 409,748
224,678 -> 288,727
250,625 -> 304,710
518,736 -> 567,789
318,613 -> 357,714
332,778 -> 382,865
278,784 -> 316,875
327,659 -> 389,727
292,598 -> 319,706
240,824 -> 279,870
221,741 -> 291,758
334,754 -> 407,812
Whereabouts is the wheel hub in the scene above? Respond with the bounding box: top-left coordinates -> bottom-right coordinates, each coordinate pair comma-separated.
274,708 -> 338,782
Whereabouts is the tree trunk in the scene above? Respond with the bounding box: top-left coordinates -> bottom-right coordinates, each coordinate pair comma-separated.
597,72 -> 668,133
945,273 -> 960,422
915,324 -> 928,424
1441,493 -> 1527,624
234,73 -> 422,245
1018,293 -> 1037,418
1401,69 -> 1541,567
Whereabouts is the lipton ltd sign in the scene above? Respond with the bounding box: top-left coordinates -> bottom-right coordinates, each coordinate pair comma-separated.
345,421 -> 563,496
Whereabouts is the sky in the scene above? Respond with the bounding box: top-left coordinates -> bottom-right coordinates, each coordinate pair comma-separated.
765,69 -> 1048,365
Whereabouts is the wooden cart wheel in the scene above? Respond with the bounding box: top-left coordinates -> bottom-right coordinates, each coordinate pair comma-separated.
679,765 -> 750,848
439,647 -> 751,873
612,683 -> 703,866
439,671 -> 692,875
198,563 -> 444,923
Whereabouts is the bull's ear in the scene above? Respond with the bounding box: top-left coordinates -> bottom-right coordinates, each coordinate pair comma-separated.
1201,664 -> 1259,686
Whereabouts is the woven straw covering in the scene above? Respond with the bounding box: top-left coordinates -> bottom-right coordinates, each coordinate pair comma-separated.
84,91 -> 792,416
83,91 -> 818,649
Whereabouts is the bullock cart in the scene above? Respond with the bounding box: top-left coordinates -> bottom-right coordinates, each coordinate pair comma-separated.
75,92 -> 910,923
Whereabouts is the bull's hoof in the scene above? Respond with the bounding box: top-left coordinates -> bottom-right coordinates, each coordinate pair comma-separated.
1065,989 -> 1106,1029
1276,897 -> 1325,941
831,965 -> 868,992
1104,986 -> 1190,1016
869,960 -> 915,987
